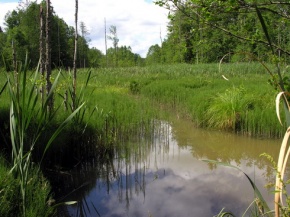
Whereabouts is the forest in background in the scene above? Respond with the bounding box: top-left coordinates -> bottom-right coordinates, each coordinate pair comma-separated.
0,1 -> 144,69
149,0 -> 290,64
1,0 -> 290,69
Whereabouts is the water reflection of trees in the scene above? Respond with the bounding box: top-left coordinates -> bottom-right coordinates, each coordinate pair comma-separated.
54,120 -> 170,216
54,118 -> 282,216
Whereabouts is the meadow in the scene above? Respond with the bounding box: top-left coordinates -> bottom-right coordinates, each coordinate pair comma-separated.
0,62 -> 287,216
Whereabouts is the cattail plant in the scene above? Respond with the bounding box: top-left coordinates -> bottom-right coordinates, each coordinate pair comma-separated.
7,59 -> 83,215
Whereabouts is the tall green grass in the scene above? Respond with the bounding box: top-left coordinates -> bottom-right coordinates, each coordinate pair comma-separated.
124,63 -> 282,137
4,59 -> 83,216
2,63 -> 281,140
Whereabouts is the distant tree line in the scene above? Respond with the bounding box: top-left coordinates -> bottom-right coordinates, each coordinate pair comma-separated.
147,0 -> 290,65
0,1 -> 143,69
5,1 -> 289,68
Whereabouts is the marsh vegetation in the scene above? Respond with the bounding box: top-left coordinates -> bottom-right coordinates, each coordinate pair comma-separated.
0,62 -> 288,216
1,0 -> 290,216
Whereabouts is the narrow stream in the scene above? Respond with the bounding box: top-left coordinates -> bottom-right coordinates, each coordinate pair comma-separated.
56,118 -> 281,217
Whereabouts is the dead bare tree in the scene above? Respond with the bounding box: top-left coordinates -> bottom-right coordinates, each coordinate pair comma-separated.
107,25 -> 119,67
45,0 -> 53,112
72,0 -> 78,110
39,4 -> 45,103
104,18 -> 108,67
79,21 -> 89,68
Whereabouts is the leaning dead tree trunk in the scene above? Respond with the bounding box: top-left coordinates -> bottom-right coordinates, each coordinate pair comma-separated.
45,0 -> 53,112
39,4 -> 45,104
72,0 -> 78,110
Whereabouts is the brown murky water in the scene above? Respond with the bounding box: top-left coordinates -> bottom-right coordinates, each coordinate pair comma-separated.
58,118 -> 281,217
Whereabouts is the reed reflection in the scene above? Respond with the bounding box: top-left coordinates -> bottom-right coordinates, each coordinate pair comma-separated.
57,119 -> 280,217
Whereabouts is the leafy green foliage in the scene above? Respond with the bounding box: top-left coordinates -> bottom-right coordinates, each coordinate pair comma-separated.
106,45 -> 143,67
153,0 -> 290,64
1,2 -> 98,69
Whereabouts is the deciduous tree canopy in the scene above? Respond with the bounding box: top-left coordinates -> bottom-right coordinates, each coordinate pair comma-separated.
148,0 -> 290,64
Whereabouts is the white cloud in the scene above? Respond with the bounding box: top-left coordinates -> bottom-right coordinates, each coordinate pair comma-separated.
0,0 -> 169,57
0,2 -> 18,27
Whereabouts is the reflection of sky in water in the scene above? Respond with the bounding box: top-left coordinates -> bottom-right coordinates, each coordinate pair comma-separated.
66,120 -> 279,217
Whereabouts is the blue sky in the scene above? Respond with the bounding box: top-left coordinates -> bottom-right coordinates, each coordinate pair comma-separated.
1,0 -> 17,2
0,0 -> 168,57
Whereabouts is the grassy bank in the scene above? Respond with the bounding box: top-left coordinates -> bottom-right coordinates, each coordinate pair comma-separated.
0,62 -> 283,140
84,62 -> 283,137
141,63 -> 282,137
0,63 -> 284,164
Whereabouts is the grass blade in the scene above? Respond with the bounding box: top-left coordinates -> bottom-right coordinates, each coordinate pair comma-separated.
255,6 -> 274,55
276,92 -> 285,126
41,102 -> 85,161
275,127 -> 290,214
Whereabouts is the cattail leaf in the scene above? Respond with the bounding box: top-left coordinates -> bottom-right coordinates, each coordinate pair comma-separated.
275,127 -> 290,210
85,69 -> 92,87
41,102 -> 85,161
255,6 -> 274,55
276,92 -> 285,125
0,81 -> 8,96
